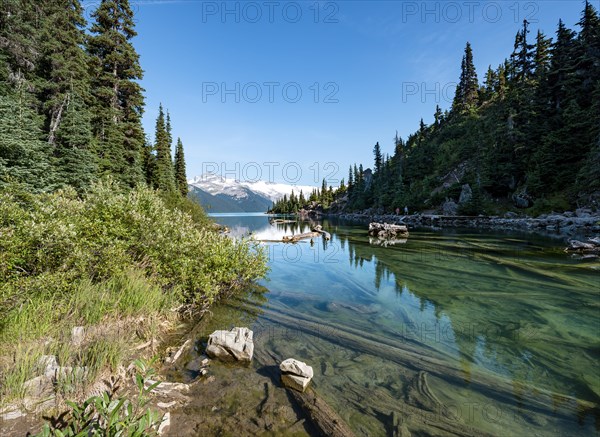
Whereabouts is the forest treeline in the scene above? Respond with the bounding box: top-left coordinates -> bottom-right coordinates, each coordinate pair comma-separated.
271,2 -> 600,216
0,0 -> 186,195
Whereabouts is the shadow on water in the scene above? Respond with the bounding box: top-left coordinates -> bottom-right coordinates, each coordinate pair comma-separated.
178,213 -> 600,436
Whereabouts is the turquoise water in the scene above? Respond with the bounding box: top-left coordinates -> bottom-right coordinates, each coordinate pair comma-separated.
206,213 -> 600,436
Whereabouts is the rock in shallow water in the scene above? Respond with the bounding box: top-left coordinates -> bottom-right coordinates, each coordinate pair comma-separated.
280,358 -> 313,392
206,327 -> 254,363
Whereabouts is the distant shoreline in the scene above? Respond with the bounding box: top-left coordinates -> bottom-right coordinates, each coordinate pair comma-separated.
288,209 -> 600,239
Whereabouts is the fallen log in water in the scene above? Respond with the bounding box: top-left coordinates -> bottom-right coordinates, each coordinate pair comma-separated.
287,387 -> 357,437
565,238 -> 600,254
368,222 -> 409,239
253,349 -> 357,437
282,232 -> 321,243
311,225 -> 331,240
254,305 -> 597,421
253,330 -> 490,437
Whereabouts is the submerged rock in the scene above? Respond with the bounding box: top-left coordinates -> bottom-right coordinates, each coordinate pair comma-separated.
280,358 -> 313,392
206,327 -> 254,363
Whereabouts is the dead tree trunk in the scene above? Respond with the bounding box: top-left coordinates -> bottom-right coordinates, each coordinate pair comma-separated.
311,225 -> 331,240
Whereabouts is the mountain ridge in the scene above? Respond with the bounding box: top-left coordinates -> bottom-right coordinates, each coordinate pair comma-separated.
188,173 -> 316,212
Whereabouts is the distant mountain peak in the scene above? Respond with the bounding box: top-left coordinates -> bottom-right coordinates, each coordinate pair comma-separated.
188,173 -> 315,212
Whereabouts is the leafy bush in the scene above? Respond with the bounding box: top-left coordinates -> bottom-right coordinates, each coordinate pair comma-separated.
0,179 -> 267,318
36,359 -> 163,437
526,193 -> 571,217
0,180 -> 267,404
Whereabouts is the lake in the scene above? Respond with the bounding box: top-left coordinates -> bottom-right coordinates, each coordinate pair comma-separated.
196,213 -> 599,436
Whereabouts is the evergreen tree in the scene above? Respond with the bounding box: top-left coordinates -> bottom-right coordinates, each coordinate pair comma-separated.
37,0 -> 91,146
453,42 -> 479,114
166,111 -> 173,151
31,1 -> 99,191
575,1 -> 600,108
433,105 -> 443,127
533,30 -> 553,80
481,66 -> 497,102
577,0 -> 600,49
0,91 -> 54,192
373,142 -> 382,174
347,165 -> 354,192
546,20 -> 577,112
54,91 -> 97,191
321,178 -> 327,203
87,0 -> 145,187
510,20 -> 535,83
174,137 -> 188,197
496,62 -> 508,100
0,1 -> 43,96
152,104 -> 175,192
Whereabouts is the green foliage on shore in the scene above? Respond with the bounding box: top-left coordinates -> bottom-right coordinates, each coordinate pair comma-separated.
0,181 -> 267,406
0,180 -> 267,341
268,179 -> 337,213
36,359 -> 164,437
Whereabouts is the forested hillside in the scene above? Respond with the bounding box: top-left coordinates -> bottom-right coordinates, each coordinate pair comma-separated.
271,2 -> 600,216
349,3 -> 600,215
0,0 -> 186,194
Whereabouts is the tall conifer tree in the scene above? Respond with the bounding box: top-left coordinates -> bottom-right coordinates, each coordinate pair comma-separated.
87,0 -> 145,187
152,105 -> 175,192
453,42 -> 479,114
174,138 -> 188,197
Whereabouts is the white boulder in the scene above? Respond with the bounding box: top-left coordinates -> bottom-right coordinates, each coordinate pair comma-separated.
205,327 -> 254,363
280,358 -> 313,392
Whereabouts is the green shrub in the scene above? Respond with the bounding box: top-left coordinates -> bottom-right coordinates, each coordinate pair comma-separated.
0,179 -> 267,315
36,359 -> 163,437
527,193 -> 571,217
0,180 -> 268,404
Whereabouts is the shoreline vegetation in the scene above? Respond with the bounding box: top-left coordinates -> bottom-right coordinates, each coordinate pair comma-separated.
0,181 -> 267,434
286,208 -> 600,239
1,1 -> 267,432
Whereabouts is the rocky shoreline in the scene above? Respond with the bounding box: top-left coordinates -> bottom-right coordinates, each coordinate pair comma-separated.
325,209 -> 600,239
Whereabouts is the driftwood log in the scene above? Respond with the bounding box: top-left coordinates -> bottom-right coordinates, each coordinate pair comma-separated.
251,314 -> 493,437
282,232 -> 321,243
287,388 -> 357,437
253,349 -> 357,437
368,222 -> 409,239
311,225 -> 331,240
565,238 -> 600,254
251,303 -> 597,420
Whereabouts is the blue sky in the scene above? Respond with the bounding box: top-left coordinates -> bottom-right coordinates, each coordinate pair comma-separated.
106,0 -> 584,185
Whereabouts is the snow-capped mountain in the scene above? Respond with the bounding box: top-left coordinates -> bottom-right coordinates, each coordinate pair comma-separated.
188,173 -> 315,212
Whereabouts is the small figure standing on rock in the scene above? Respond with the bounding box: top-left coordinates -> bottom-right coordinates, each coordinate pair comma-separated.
404,206 -> 409,215
395,207 -> 400,215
